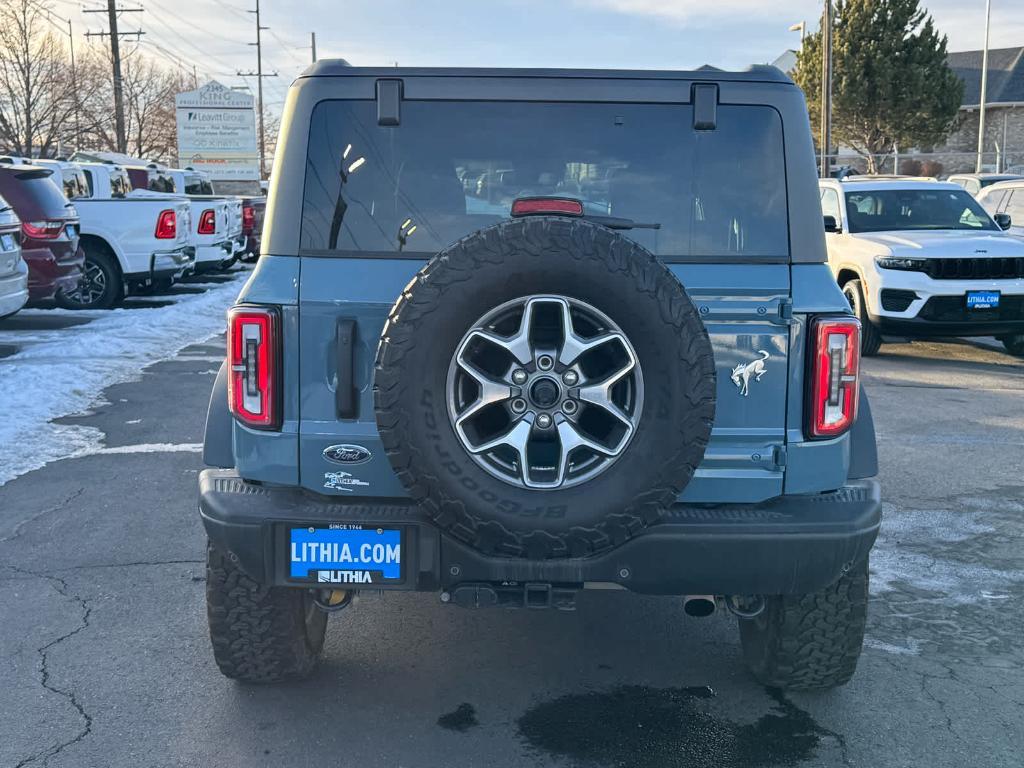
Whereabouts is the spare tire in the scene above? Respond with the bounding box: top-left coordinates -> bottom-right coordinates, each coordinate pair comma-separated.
374,216 -> 715,559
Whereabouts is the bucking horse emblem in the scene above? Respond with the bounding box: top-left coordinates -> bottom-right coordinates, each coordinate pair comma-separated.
730,350 -> 769,397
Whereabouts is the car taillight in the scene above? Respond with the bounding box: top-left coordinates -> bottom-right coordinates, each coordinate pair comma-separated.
511,197 -> 584,217
808,316 -> 861,439
21,220 -> 66,239
198,209 -> 216,235
241,205 -> 255,234
155,209 -> 177,239
227,306 -> 280,429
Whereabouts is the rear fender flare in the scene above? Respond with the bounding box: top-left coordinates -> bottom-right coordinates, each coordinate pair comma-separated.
203,361 -> 234,468
847,385 -> 878,480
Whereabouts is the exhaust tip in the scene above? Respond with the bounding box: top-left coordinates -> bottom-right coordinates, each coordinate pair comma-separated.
683,595 -> 717,618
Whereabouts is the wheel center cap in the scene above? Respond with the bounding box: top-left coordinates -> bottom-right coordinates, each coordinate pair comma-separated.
529,377 -> 560,408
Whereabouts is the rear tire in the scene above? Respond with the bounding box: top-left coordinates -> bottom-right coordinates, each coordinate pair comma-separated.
739,559 -> 868,690
842,279 -> 882,356
55,244 -> 123,310
999,334 -> 1024,357
205,541 -> 327,683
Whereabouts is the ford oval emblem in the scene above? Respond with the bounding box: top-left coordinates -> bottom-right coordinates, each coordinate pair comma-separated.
323,444 -> 372,465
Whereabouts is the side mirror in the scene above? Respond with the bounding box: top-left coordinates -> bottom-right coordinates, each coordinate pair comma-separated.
824,215 -> 840,234
994,212 -> 1012,230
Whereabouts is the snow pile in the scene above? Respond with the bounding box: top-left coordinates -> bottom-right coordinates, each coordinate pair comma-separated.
0,276 -> 245,486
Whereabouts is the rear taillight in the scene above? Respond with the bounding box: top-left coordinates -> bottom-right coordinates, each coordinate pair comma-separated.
808,316 -> 861,439
198,209 -> 216,235
241,205 -> 255,234
511,197 -> 584,217
21,220 -> 66,240
155,209 -> 177,239
227,306 -> 280,429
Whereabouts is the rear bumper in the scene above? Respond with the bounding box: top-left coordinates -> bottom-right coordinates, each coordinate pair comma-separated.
0,264 -> 29,317
23,245 -> 83,301
193,242 -> 234,271
125,247 -> 193,284
198,469 -> 881,596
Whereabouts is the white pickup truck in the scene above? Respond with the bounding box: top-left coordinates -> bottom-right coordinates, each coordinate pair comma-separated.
46,160 -> 194,309
130,165 -> 243,273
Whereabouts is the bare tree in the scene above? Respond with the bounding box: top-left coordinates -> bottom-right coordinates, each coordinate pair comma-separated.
79,44 -> 191,163
0,0 -> 78,156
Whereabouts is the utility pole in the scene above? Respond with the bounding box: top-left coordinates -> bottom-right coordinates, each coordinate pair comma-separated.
237,0 -> 277,179
975,0 -> 992,173
819,1 -> 833,178
84,1 -> 143,154
68,20 -> 81,153
311,31 -> 317,63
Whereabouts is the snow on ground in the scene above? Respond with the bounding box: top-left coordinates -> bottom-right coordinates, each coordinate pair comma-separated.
0,275 -> 246,486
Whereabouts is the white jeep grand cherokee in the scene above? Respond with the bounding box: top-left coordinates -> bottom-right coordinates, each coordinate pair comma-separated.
819,178 -> 1024,357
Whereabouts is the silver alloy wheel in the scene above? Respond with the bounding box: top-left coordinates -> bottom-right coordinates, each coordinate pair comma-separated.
68,260 -> 107,306
446,294 -> 644,490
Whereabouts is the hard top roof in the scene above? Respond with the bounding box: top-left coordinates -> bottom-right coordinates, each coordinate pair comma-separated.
299,61 -> 793,84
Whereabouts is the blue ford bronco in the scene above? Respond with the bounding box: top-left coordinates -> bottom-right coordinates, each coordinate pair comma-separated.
200,63 -> 881,689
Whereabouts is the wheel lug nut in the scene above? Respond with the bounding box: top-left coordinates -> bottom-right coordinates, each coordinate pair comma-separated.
511,369 -> 528,385
562,400 -> 578,415
536,413 -> 552,429
537,355 -> 554,371
511,398 -> 527,414
562,370 -> 578,386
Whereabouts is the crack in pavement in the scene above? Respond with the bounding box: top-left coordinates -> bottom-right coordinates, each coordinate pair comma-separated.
0,488 -> 85,544
56,559 -> 204,572
6,566 -> 94,768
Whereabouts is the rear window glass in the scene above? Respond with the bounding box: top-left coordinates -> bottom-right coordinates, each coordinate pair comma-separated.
184,174 -> 214,195
301,100 -> 789,259
0,169 -> 71,216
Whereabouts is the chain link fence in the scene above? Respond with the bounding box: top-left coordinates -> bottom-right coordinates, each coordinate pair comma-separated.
819,150 -> 1024,178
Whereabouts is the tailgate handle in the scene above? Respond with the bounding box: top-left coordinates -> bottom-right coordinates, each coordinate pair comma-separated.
336,319 -> 358,419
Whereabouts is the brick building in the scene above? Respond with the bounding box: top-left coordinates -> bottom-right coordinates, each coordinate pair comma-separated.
934,47 -> 1024,174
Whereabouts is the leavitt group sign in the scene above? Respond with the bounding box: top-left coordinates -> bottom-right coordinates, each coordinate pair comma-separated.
175,81 -> 259,181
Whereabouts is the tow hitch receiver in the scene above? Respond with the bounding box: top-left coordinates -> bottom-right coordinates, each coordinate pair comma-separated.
443,582 -> 578,611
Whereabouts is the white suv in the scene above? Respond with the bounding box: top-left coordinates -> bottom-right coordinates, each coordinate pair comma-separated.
819,178 -> 1024,357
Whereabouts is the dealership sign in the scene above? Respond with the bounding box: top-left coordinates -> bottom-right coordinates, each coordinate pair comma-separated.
175,81 -> 259,181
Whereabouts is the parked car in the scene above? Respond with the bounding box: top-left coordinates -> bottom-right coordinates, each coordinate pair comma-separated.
820,178 -> 1024,357
32,158 -> 91,201
164,167 -> 244,271
55,161 -> 193,309
0,165 -> 84,304
976,179 -> 1024,240
947,173 -> 1024,197
199,63 -> 880,691
127,164 -> 244,272
0,192 -> 28,320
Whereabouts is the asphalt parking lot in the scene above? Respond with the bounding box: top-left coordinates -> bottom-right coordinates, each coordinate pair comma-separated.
1,287 -> 1022,767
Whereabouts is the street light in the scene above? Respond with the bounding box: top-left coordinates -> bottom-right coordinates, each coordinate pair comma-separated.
789,21 -> 806,44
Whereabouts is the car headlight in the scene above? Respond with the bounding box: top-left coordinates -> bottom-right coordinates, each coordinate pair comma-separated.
875,256 -> 926,271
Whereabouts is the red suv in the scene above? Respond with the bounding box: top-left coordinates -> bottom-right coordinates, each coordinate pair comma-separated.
0,165 -> 84,302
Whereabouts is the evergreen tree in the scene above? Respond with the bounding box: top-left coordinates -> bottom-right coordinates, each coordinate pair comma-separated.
793,0 -> 963,173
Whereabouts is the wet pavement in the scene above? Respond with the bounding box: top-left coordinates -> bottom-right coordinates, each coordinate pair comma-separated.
0,335 -> 1022,767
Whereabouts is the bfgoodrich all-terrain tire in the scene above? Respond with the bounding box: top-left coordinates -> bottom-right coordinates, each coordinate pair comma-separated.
205,542 -> 327,683
739,559 -> 869,690
374,216 -> 716,560
842,279 -> 882,357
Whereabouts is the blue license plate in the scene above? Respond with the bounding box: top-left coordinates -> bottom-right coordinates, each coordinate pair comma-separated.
966,291 -> 1000,310
65,224 -> 76,239
289,526 -> 402,584
0,233 -> 14,252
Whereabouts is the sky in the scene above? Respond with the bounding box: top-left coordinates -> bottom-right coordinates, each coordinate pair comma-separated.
44,0 -> 1024,117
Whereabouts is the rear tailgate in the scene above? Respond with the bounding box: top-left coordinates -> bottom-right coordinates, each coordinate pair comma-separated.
289,83 -> 808,504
